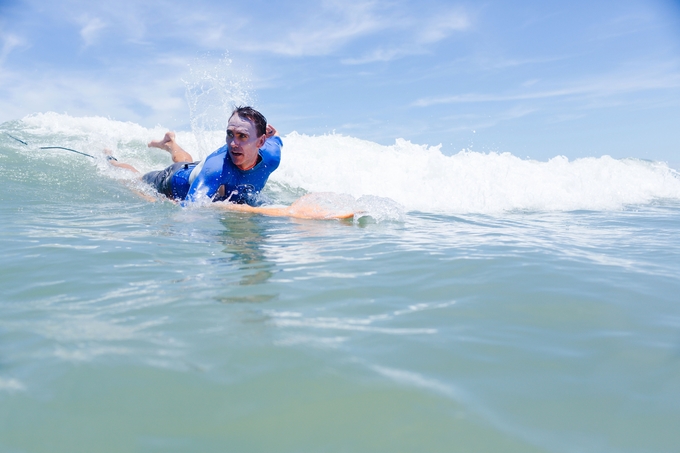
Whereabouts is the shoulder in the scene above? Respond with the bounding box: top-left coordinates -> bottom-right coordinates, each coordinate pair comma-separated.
267,136 -> 283,147
260,136 -> 282,163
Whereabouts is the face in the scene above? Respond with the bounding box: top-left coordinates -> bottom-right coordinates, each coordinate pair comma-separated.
226,114 -> 266,170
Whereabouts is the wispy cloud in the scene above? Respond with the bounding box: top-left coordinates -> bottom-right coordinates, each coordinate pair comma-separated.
413,70 -> 680,107
477,54 -> 575,70
416,9 -> 470,44
342,7 -> 472,64
78,16 -> 106,47
0,64 -> 188,128
243,1 -> 389,56
590,11 -> 657,41
17,0 -> 471,62
67,0 -> 390,58
0,32 -> 24,65
2,0 -> 678,163
342,47 -> 417,65
443,106 -> 539,132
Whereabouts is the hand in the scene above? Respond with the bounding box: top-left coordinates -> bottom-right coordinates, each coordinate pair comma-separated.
265,125 -> 278,138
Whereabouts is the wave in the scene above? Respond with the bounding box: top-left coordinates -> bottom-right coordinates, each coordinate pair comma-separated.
3,112 -> 680,214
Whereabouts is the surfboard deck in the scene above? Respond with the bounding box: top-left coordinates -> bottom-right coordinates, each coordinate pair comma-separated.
216,193 -> 355,220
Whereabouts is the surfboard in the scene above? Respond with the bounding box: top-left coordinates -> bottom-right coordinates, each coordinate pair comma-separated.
216,193 -> 356,220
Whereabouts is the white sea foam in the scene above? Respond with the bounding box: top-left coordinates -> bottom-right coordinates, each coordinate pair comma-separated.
275,132 -> 680,213
5,113 -> 680,214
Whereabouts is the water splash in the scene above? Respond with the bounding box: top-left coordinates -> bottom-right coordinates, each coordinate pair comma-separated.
3,114 -> 680,215
275,132 -> 680,213
182,54 -> 252,156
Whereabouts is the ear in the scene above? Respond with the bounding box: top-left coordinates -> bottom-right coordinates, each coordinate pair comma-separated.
256,134 -> 266,148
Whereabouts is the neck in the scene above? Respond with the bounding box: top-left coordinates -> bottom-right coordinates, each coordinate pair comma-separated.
237,154 -> 261,171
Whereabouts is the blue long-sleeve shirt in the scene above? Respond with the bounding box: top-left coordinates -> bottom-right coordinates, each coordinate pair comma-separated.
170,136 -> 282,206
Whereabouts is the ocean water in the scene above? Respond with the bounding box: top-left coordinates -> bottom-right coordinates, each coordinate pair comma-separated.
1,113 -> 680,453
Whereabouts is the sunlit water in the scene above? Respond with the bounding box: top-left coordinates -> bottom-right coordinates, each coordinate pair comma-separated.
1,115 -> 679,453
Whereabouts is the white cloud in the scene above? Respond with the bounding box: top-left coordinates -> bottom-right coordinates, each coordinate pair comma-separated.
342,47 -> 417,65
21,1 -> 145,45
78,16 -> 106,47
0,32 -> 24,65
341,7 -> 473,64
18,0 -> 472,62
440,106 -> 540,132
413,69 -> 680,107
591,11 -> 657,41
478,55 -> 575,70
43,0 -> 388,57
417,9 -> 470,44
0,65 -> 188,128
244,1 -> 389,56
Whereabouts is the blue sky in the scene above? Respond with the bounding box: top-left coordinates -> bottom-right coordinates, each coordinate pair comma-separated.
1,0 -> 679,162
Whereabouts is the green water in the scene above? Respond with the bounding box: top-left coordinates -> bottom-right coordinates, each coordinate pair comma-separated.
1,132 -> 680,452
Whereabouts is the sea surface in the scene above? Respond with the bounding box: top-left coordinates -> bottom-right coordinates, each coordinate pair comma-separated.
1,113 -> 680,453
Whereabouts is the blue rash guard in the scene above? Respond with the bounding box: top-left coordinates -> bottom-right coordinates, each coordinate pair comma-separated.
169,136 -> 282,206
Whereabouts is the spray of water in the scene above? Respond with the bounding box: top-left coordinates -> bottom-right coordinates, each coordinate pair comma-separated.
182,54 -> 252,156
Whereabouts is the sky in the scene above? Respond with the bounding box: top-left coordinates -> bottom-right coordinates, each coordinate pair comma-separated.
1,0 -> 679,162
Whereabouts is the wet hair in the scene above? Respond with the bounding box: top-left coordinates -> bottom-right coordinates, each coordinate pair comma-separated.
230,106 -> 267,137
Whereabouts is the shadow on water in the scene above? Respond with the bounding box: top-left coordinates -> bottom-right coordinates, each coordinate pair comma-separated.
213,214 -> 278,304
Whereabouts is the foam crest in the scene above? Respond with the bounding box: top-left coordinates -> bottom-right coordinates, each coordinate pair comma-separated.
10,113 -> 222,173
274,132 -> 680,213
5,113 -> 680,214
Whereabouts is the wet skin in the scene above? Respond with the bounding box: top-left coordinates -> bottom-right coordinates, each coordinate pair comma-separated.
226,114 -> 266,171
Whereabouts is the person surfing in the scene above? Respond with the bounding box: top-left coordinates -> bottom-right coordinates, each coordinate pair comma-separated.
108,106 -> 281,206
107,106 -> 354,220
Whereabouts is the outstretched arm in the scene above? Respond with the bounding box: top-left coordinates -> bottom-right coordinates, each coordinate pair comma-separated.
103,149 -> 140,173
213,194 -> 354,220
